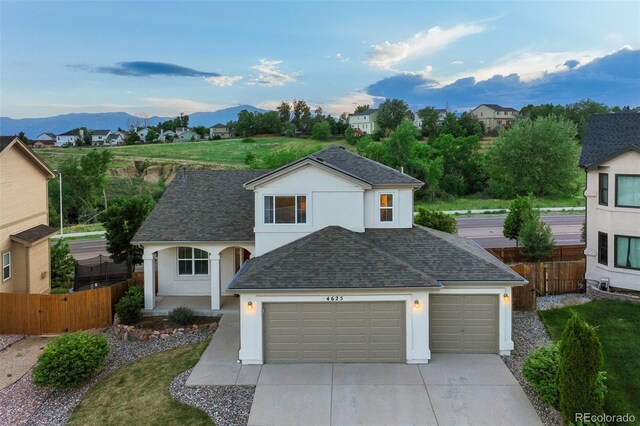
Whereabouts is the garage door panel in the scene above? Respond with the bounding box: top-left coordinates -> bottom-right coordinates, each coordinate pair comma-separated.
430,295 -> 498,354
264,302 -> 405,363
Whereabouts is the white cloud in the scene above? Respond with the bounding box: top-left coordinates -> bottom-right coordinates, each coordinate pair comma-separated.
248,59 -> 301,86
437,49 -> 603,87
204,75 -> 243,87
451,60 -> 464,65
335,53 -> 350,63
324,92 -> 378,116
252,100 -> 281,111
365,23 -> 484,70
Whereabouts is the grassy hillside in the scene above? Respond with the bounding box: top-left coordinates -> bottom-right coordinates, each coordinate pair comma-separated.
35,137 -> 347,171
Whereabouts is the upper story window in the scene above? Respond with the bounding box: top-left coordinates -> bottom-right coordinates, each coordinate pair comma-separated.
264,195 -> 307,224
615,175 -> 640,208
598,173 -> 608,206
2,252 -> 11,281
379,193 -> 394,222
178,247 -> 208,275
598,232 -> 608,265
615,235 -> 640,270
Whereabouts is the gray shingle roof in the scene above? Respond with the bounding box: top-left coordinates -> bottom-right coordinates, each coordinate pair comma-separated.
132,169 -> 270,243
245,146 -> 423,187
92,130 -> 111,136
579,113 -> 640,169
11,224 -> 56,244
58,130 -> 80,136
228,225 -> 525,291
477,104 -> 518,112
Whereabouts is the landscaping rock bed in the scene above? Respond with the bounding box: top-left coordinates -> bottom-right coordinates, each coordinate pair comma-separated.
587,283 -> 640,304
537,293 -> 592,310
170,368 -> 254,426
502,311 -> 562,426
112,321 -> 218,341
2,327 -> 216,426
0,334 -> 24,352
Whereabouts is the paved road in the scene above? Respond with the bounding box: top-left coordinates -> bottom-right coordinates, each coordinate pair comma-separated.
67,239 -> 109,260
457,213 -> 584,248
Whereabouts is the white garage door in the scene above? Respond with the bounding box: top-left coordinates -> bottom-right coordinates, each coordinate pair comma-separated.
263,302 -> 405,363
429,294 -> 498,353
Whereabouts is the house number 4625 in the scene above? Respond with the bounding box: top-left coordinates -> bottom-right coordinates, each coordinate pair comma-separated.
326,296 -> 344,301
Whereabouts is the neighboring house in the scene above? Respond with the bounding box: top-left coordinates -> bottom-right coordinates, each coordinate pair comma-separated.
470,104 -> 518,131
136,127 -> 150,142
105,132 -> 125,146
175,127 -> 190,135
56,129 -> 83,146
158,130 -> 176,142
34,133 -> 56,142
177,130 -> 200,141
91,130 -> 111,145
33,140 -> 55,148
209,123 -> 234,139
413,109 -> 447,130
580,113 -> 640,291
348,109 -> 378,134
133,146 -> 526,365
0,137 -> 56,294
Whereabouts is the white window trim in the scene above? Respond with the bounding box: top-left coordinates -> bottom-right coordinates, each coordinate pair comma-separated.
176,247 -> 209,276
2,251 -> 11,282
377,191 -> 397,224
263,194 -> 308,225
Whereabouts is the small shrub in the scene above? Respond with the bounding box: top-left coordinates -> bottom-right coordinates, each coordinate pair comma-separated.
33,332 -> 109,388
241,138 -> 256,144
115,285 -> 144,325
523,342 -> 560,407
211,134 -> 221,141
414,208 -> 457,234
169,306 -> 195,326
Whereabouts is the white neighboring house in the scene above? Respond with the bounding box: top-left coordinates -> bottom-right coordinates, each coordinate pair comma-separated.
56,129 -> 83,146
91,130 -> 111,146
470,104 -> 518,131
158,130 -> 177,142
348,109 -> 378,134
133,146 -> 526,365
34,133 -> 56,142
105,132 -> 125,146
136,127 -> 150,142
580,113 -> 640,291
177,130 -> 200,141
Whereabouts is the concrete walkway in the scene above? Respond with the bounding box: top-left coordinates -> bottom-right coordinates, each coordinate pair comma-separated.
0,336 -> 51,389
187,317 -> 541,426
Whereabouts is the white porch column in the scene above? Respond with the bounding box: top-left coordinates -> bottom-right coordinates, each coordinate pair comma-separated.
210,253 -> 221,310
143,248 -> 155,310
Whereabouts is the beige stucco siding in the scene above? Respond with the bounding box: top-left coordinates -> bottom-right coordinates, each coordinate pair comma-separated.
28,241 -> 51,294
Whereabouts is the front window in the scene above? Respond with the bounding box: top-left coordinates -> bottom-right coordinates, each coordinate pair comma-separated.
264,195 -> 307,224
2,252 -> 10,281
598,232 -> 608,265
615,175 -> 640,208
598,173 -> 608,206
379,193 -> 394,222
177,247 -> 209,275
615,236 -> 640,270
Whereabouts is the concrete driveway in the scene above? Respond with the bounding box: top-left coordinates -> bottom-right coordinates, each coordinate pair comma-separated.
247,355 -> 541,426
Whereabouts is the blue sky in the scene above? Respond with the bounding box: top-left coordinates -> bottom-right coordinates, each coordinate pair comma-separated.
1,1 -> 639,118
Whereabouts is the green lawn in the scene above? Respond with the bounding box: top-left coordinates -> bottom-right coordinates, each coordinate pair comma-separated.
68,340 -> 212,426
35,137 -> 346,171
415,194 -> 585,212
538,300 -> 640,423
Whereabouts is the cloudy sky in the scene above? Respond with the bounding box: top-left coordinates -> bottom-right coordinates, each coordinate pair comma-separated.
1,1 -> 639,118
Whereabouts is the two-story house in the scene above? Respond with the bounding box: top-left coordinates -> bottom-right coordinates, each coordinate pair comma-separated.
209,123 -> 235,139
91,130 -> 112,146
470,104 -> 518,131
133,146 -> 525,364
580,113 -> 640,292
0,137 -> 56,294
348,109 -> 379,134
56,129 -> 83,146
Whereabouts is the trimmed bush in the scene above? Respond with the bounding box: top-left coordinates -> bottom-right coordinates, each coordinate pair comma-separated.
115,285 -> 144,325
169,306 -> 195,326
33,332 -> 109,388
414,208 -> 457,234
558,312 -> 605,422
522,342 -> 560,407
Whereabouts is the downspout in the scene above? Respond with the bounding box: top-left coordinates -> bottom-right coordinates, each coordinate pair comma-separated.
583,168 -> 588,293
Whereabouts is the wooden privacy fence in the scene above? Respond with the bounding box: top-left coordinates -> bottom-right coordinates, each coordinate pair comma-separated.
510,260 -> 585,311
0,274 -> 142,335
489,244 -> 585,263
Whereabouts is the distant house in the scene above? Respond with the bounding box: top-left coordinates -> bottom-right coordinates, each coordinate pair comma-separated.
209,123 -> 234,139
34,132 -> 56,142
33,140 -> 55,148
178,130 -> 200,141
159,130 -> 177,142
105,133 -> 124,146
470,104 -> 518,131
348,109 -> 378,134
176,127 -> 190,135
580,113 -> 640,292
413,109 -> 447,130
136,127 -> 150,142
0,136 -> 56,294
56,129 -> 83,146
91,130 -> 111,146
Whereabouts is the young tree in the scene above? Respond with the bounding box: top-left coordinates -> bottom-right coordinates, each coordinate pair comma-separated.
17,131 -> 30,144
438,113 -> 465,137
50,239 -> 75,289
100,195 -> 155,277
486,116 -> 581,198
145,128 -> 159,142
414,208 -> 457,234
276,101 -> 291,123
558,313 -> 605,422
125,130 -> 140,145
503,195 -> 535,244
344,126 -> 358,146
292,99 -> 312,134
310,121 -> 331,141
175,112 -> 189,128
519,212 -> 555,262
416,107 -> 440,138
376,98 -> 410,134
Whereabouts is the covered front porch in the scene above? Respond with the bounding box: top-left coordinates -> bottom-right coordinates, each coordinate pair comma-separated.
140,242 -> 253,312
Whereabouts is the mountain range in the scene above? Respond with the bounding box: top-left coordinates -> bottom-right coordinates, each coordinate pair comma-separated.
0,105 -> 267,139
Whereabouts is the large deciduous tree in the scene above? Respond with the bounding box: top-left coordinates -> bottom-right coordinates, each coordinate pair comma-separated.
376,98 -> 410,134
485,116 -> 581,198
416,107 -> 440,138
276,102 -> 291,123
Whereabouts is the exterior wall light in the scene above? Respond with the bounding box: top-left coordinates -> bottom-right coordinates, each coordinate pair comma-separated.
247,301 -> 253,308
503,293 -> 509,301
413,300 -> 420,307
